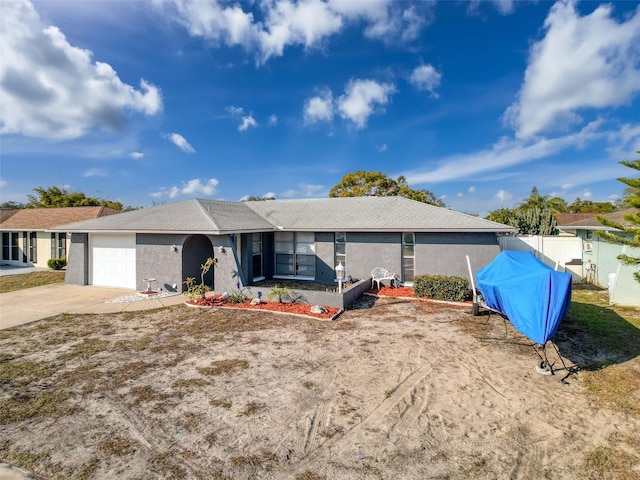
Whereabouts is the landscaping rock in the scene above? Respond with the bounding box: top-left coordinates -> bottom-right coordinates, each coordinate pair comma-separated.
310,305 -> 328,314
250,298 -> 262,306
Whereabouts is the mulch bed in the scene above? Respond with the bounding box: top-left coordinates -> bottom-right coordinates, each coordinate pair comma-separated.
185,295 -> 341,319
367,286 -> 416,297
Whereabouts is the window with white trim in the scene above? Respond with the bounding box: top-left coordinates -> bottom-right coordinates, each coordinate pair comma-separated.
402,232 -> 415,284
274,231 -> 315,278
29,232 -> 37,262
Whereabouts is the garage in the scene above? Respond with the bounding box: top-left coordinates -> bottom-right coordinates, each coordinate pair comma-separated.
90,234 -> 136,289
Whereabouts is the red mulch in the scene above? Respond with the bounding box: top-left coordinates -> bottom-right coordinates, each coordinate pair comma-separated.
366,286 -> 415,297
185,295 -> 340,319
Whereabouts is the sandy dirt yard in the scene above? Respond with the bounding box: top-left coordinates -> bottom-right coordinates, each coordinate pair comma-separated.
1,296 -> 639,479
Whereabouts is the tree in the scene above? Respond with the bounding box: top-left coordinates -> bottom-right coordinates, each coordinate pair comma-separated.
0,201 -> 26,209
518,186 -> 551,210
567,198 -> 615,214
242,195 -> 275,202
596,154 -> 640,283
329,171 -> 445,207
485,208 -> 516,225
26,186 -> 128,210
509,207 -> 558,235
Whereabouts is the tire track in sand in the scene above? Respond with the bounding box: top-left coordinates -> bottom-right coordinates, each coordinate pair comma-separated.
288,363 -> 432,476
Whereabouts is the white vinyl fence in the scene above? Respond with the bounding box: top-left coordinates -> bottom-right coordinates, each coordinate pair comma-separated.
498,235 -> 584,280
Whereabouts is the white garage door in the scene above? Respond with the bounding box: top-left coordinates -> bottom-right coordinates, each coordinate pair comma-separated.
91,234 -> 136,289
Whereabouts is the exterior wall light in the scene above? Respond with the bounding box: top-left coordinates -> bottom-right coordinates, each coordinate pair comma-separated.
171,245 -> 177,252
335,261 -> 345,293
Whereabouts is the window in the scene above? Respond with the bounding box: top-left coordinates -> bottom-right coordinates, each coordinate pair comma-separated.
51,233 -> 66,258
252,233 -> 263,279
274,231 -> 315,278
335,232 -> 346,274
2,233 -> 10,261
57,233 -> 67,258
402,232 -> 415,284
29,232 -> 37,262
11,233 -> 19,262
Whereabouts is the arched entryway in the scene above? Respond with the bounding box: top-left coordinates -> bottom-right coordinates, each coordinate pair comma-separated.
182,235 -> 214,289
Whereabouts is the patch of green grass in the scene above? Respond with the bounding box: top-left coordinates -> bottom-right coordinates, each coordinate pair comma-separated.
148,452 -> 187,480
0,270 -> 65,293
210,398 -> 232,409
238,401 -> 265,417
583,436 -> 640,480
197,359 -> 249,376
129,385 -> 173,403
0,359 -> 51,386
108,361 -> 156,385
230,451 -> 276,468
98,436 -> 139,456
295,473 -> 324,480
556,285 -> 640,368
172,378 -> 208,390
583,365 -> 640,415
0,391 -> 70,424
0,442 -> 51,474
59,338 -> 111,361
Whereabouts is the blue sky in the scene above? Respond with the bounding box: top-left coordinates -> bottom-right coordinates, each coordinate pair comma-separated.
1,0 -> 639,216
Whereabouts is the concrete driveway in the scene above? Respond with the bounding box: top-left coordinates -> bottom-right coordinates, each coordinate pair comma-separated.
0,284 -> 184,330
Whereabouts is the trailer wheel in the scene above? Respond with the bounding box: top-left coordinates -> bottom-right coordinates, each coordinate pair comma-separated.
536,361 -> 552,375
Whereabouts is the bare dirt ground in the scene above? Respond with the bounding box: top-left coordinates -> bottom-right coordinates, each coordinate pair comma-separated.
1,296 -> 639,479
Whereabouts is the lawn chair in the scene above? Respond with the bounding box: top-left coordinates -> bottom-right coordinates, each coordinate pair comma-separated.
371,267 -> 399,289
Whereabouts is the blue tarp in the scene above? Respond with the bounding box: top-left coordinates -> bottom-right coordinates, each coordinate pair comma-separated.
476,250 -> 572,345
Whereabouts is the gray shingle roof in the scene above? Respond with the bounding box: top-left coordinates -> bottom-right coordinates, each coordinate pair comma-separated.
52,199 -> 272,233
246,197 -> 514,232
52,197 -> 515,234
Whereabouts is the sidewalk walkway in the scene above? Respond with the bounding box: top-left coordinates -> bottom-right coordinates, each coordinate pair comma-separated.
0,284 -> 185,330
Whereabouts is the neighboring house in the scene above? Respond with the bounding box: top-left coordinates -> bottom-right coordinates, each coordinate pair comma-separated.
558,208 -> 640,306
52,197 -> 516,295
0,207 -> 120,268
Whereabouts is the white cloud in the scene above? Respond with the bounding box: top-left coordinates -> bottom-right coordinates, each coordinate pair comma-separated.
504,1 -> 640,139
239,115 -> 258,131
166,132 -> 195,153
268,114 -> 278,126
226,105 -> 258,131
377,144 -> 388,152
495,189 -> 513,203
280,184 -> 325,198
468,186 -> 476,194
403,121 -> 604,184
337,79 -> 396,129
468,0 -> 516,16
0,0 -> 162,140
409,64 -> 441,96
82,168 -> 108,177
157,0 -> 432,65
129,152 -> 144,159
582,189 -> 592,198
0,179 -> 7,188
303,89 -> 334,124
152,178 -> 219,199
457,192 -> 463,198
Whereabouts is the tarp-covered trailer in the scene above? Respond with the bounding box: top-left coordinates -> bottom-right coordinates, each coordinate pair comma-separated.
467,251 -> 574,377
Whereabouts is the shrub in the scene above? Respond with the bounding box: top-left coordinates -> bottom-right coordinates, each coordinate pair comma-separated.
47,257 -> 67,270
413,274 -> 471,302
267,284 -> 294,303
